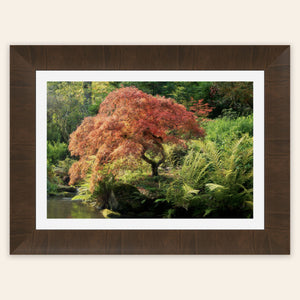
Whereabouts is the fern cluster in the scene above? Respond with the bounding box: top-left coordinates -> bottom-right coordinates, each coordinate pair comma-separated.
166,134 -> 253,218
72,173 -> 116,206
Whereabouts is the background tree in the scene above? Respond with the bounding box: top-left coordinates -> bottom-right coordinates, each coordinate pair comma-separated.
47,82 -> 87,143
189,98 -> 214,120
209,82 -> 253,118
68,87 -> 207,190
47,82 -> 114,143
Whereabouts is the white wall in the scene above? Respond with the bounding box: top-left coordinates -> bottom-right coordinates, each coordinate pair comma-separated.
0,1 -> 298,299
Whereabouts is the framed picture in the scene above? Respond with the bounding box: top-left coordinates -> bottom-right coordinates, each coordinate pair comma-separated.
10,46 -> 290,254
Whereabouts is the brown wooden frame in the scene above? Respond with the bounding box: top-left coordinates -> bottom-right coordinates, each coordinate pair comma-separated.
10,46 -> 290,254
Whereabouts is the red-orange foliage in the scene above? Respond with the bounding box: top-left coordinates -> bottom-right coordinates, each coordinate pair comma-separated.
190,98 -> 214,119
68,87 -> 205,190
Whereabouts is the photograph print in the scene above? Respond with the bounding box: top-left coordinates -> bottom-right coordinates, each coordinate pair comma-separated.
46,80 -> 254,220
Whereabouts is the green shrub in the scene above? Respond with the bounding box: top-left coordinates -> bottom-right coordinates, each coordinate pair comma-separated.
47,141 -> 69,165
72,178 -> 93,202
73,174 -> 148,215
203,114 -> 253,147
47,159 -> 61,195
57,157 -> 75,171
53,157 -> 76,183
93,174 -> 117,207
220,108 -> 239,119
73,174 -> 117,207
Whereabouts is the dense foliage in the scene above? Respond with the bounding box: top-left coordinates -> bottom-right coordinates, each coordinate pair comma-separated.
203,115 -> 253,147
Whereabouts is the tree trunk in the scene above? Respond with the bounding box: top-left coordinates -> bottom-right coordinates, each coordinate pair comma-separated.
151,163 -> 159,176
141,150 -> 165,177
83,82 -> 92,114
141,139 -> 166,177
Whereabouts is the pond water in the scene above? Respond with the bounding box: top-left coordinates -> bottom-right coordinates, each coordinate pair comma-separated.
47,197 -> 104,218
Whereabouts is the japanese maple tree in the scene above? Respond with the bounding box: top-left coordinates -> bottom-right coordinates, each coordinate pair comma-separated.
68,87 -> 206,190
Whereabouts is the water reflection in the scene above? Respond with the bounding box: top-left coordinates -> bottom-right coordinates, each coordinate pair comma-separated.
47,197 -> 104,218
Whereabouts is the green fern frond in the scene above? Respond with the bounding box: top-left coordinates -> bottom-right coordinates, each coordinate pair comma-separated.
183,183 -> 200,195
206,183 -> 227,191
